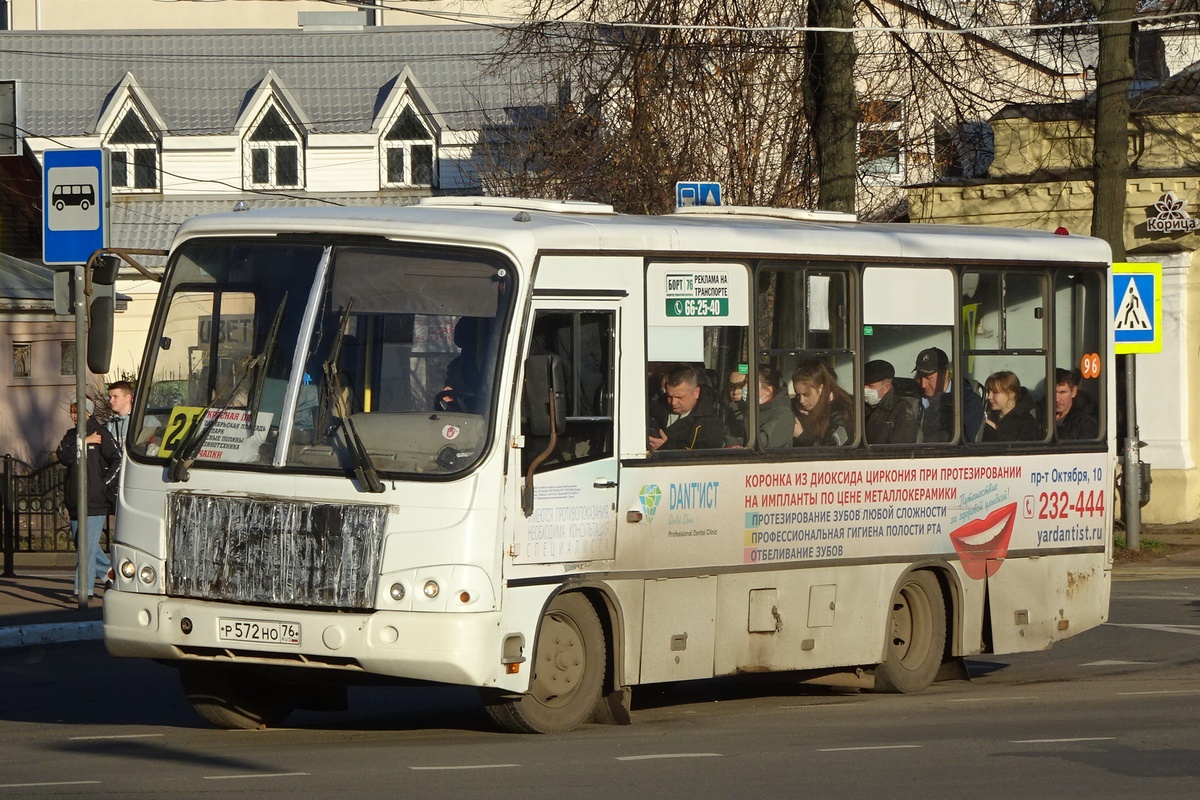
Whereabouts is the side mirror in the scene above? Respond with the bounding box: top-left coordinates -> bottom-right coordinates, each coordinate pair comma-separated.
86,255 -> 120,374
523,354 -> 567,437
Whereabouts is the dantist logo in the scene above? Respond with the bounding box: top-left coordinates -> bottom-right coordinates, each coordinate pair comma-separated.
639,485 -> 663,522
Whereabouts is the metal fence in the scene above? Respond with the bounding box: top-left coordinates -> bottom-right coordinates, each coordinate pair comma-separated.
1,454 -> 110,575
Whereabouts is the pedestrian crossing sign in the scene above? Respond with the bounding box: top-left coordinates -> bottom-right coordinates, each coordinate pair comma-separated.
1112,262 -> 1162,354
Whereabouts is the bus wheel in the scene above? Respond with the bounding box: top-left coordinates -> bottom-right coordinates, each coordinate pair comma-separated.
873,570 -> 946,694
179,663 -> 296,729
485,593 -> 606,733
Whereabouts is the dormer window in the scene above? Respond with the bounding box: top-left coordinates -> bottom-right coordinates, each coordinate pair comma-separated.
107,107 -> 159,192
381,105 -> 436,187
245,105 -> 303,189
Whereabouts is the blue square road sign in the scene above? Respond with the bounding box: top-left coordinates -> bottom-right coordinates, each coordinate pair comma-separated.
43,148 -> 108,266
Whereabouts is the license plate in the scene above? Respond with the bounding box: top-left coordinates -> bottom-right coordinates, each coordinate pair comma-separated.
217,617 -> 301,646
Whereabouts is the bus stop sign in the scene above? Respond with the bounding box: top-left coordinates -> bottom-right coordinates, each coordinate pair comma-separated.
1112,262 -> 1162,354
43,148 -> 109,265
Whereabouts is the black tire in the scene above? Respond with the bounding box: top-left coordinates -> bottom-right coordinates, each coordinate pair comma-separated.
80,199 -> 90,211
55,200 -> 65,211
873,570 -> 947,694
485,593 -> 606,733
179,662 -> 297,729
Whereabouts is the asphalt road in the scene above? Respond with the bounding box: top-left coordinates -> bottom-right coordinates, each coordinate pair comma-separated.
1,577 -> 1196,799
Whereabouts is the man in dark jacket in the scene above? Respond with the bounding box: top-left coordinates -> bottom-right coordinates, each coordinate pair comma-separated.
863,359 -> 918,444
648,363 -> 725,450
913,347 -> 985,443
1054,368 -> 1099,440
57,399 -> 120,598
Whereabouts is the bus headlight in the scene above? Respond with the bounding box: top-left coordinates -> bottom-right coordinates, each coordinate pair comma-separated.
120,560 -> 137,579
423,580 -> 440,599
389,583 -> 406,601
138,565 -> 157,585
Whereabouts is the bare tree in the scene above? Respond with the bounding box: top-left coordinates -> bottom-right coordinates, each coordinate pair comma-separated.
1091,0 -> 1134,260
479,2 -> 1112,218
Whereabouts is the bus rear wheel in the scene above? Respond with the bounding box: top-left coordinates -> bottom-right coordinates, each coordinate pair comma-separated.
486,593 -> 606,733
873,570 -> 946,694
179,662 -> 297,729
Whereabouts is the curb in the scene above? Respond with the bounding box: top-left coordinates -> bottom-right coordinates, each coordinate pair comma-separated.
1113,567 -> 1200,580
0,620 -> 103,651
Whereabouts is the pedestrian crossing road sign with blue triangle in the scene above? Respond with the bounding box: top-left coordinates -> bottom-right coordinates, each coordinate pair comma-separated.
1112,262 -> 1162,354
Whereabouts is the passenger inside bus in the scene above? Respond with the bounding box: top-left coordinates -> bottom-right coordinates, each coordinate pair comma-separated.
753,366 -> 794,450
438,317 -> 487,414
862,359 -> 919,444
1054,368 -> 1099,440
720,370 -> 749,446
648,363 -> 726,451
790,358 -> 853,447
913,347 -> 985,443
981,370 -> 1042,442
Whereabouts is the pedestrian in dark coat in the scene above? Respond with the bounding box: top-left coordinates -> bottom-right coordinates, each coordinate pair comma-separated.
57,399 -> 119,596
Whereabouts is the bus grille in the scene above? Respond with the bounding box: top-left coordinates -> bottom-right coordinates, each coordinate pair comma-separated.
167,493 -> 388,610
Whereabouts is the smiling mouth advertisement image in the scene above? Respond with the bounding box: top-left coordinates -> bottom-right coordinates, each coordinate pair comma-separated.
950,502 -> 1017,579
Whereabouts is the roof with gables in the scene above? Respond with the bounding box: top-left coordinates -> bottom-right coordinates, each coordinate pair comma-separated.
0,26 -> 540,136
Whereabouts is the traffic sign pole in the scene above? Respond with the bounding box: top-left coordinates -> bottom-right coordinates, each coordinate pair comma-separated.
73,265 -> 89,605
1111,262 -> 1161,552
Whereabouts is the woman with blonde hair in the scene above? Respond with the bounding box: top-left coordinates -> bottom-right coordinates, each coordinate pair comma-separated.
981,370 -> 1041,442
791,359 -> 853,446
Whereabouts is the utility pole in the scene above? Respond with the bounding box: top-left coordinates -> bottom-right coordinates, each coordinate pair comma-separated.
1090,0 -> 1139,548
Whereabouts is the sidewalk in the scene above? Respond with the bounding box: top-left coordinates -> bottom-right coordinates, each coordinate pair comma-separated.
0,569 -> 104,650
2,527 -> 1198,651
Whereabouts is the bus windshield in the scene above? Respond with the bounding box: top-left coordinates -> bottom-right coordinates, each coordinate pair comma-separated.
131,238 -> 515,479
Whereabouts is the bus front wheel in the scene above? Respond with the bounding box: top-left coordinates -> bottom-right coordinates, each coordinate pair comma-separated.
873,570 -> 946,694
485,593 -> 606,733
179,662 -> 296,729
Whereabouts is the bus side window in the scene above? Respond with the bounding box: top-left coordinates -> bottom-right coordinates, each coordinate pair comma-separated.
862,266 -> 955,445
646,262 -> 751,452
523,310 -> 614,472
1052,270 -> 1104,441
964,270 -> 1050,444
756,265 -> 857,449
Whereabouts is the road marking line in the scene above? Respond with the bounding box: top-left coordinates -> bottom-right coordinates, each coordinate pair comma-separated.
1105,623 -> 1200,636
616,753 -> 722,761
1010,737 -> 1115,744
0,781 -> 102,788
817,745 -> 922,753
69,733 -> 165,741
1081,659 -> 1153,666
947,696 -> 1038,702
409,764 -> 521,771
1114,689 -> 1200,696
203,772 -> 310,780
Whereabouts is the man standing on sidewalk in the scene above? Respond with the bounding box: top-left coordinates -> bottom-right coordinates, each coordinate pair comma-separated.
106,381 -> 133,507
57,400 -> 120,599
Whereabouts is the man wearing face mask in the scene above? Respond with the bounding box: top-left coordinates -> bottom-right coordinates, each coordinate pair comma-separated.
863,359 -> 918,444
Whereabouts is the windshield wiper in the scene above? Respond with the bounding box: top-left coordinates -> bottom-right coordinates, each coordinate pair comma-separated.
248,292 -> 288,430
321,302 -> 384,493
167,298 -> 288,483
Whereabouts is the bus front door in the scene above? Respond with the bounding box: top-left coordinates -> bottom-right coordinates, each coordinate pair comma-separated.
512,306 -> 619,566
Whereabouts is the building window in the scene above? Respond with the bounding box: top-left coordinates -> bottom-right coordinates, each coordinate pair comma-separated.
60,341 -> 77,376
381,105 -> 436,188
245,105 -> 303,189
858,99 -> 904,182
12,342 -> 30,377
107,107 -> 159,192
